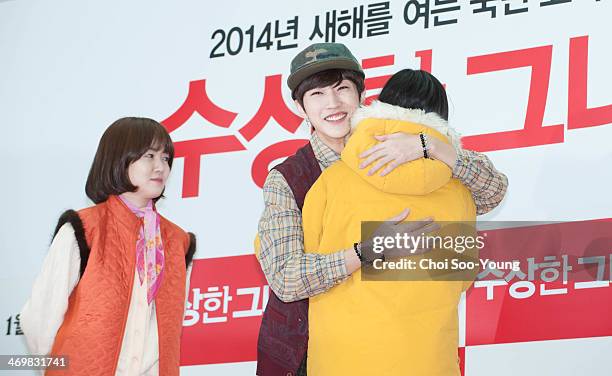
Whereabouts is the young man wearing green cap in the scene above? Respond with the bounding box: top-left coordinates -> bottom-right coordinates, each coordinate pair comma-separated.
256,42 -> 508,375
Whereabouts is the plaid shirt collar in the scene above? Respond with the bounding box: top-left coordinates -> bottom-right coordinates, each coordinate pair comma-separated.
310,132 -> 340,169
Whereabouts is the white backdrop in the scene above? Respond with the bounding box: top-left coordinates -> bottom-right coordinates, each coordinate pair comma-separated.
1,0 -> 611,375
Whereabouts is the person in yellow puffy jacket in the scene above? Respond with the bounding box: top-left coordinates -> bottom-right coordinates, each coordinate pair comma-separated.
302,69 -> 477,375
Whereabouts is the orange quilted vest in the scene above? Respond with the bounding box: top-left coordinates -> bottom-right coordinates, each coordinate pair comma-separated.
47,195 -> 190,376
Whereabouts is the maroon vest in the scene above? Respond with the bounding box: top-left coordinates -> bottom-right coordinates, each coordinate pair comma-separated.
256,142 -> 322,376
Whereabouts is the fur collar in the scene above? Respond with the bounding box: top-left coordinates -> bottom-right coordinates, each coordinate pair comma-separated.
350,101 -> 463,150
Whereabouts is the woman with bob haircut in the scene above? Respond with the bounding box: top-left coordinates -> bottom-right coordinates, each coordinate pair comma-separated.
21,117 -> 196,376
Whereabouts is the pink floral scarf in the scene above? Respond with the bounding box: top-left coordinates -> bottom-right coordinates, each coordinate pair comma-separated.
120,195 -> 165,304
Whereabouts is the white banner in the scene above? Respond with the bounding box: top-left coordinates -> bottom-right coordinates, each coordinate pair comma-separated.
2,0 -> 611,375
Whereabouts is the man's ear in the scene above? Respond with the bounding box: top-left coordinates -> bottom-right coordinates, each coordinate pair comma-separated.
294,100 -> 307,118
359,90 -> 366,105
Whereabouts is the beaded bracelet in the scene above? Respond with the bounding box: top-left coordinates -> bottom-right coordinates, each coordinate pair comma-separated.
353,242 -> 363,262
419,132 -> 429,159
354,242 -> 385,264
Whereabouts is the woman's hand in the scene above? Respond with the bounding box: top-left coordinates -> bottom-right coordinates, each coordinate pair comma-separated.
359,132 -> 458,176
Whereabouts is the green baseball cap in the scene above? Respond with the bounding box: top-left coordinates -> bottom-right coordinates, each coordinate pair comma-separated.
287,42 -> 364,92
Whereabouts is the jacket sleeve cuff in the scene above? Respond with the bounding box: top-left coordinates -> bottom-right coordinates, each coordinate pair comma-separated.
326,250 -> 349,286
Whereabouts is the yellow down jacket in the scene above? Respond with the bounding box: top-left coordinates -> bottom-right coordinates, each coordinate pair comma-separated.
302,101 -> 477,376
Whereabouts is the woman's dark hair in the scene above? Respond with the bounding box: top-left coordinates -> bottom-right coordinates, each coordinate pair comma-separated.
292,68 -> 365,108
378,69 -> 449,121
85,117 -> 174,204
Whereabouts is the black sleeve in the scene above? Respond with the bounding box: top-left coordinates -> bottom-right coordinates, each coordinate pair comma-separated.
185,232 -> 196,269
53,210 -> 90,278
